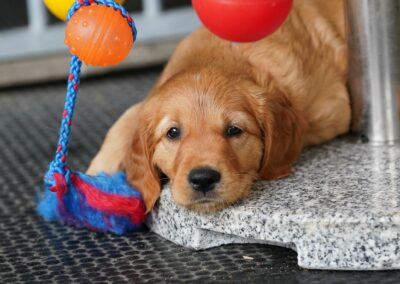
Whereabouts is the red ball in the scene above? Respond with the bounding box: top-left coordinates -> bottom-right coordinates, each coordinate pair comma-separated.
192,0 -> 293,42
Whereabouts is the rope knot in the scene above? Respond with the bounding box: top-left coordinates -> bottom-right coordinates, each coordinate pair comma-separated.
49,173 -> 68,194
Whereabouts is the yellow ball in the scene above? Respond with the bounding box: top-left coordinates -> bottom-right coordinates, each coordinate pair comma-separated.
43,0 -> 125,21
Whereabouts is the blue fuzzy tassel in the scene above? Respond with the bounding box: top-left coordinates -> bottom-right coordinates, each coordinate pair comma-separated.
38,171 -> 146,235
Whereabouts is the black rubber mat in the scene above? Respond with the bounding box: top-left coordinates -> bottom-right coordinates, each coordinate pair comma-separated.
1,68 -> 399,283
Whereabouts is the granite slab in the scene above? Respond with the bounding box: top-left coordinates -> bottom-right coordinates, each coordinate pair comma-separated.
147,137 -> 400,270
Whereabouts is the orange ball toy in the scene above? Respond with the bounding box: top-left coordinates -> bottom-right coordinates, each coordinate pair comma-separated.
65,4 -> 133,66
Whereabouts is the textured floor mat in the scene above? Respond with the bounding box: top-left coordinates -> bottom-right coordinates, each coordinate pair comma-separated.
0,68 -> 399,283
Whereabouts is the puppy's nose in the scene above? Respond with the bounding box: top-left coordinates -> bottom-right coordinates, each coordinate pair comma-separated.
188,167 -> 221,193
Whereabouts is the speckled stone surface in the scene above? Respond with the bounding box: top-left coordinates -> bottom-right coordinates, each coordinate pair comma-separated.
147,137 -> 400,270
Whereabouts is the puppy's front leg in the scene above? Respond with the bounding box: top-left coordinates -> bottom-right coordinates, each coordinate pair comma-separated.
87,102 -> 142,175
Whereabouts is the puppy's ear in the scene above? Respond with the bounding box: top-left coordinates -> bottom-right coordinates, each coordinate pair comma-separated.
259,91 -> 307,180
124,105 -> 161,213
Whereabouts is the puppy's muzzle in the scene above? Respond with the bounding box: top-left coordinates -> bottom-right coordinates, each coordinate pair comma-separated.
188,167 -> 221,194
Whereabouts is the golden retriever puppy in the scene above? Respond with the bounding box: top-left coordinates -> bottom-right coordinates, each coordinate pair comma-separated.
87,0 -> 350,213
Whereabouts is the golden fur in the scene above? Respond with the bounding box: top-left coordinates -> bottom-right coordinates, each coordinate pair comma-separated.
87,0 -> 350,212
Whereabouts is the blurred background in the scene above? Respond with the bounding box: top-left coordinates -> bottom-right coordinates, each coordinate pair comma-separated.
0,0 -> 200,88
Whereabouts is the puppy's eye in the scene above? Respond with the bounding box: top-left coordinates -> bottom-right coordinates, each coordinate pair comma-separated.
225,125 -> 242,137
166,127 -> 181,140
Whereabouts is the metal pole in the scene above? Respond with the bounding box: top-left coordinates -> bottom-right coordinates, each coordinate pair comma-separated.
26,0 -> 48,33
143,0 -> 162,18
346,0 -> 400,144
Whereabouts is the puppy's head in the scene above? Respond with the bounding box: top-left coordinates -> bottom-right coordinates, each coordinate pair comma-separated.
125,69 -> 305,212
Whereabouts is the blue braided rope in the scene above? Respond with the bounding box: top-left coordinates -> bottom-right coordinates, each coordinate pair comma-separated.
45,55 -> 81,189
45,0 -> 136,190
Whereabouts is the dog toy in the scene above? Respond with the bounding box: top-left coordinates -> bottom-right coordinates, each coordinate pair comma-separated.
192,0 -> 293,42
44,0 -> 124,21
38,0 -> 146,235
